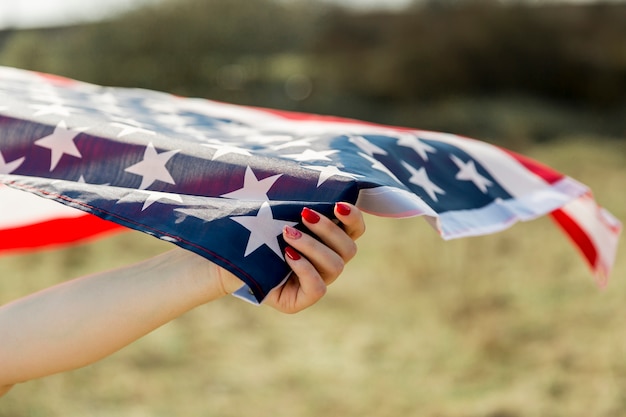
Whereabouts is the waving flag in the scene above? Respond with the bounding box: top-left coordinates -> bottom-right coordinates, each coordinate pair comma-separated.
0,66 -> 621,303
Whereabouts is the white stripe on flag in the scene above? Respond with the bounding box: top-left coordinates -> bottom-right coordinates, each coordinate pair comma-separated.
0,184 -> 85,228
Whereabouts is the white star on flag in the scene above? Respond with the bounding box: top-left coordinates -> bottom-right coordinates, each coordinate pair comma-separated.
349,135 -> 388,156
155,113 -> 190,127
203,142 -> 252,160
282,149 -> 338,162
0,151 -> 25,174
231,202 -> 298,259
110,121 -> 156,138
359,152 -> 402,184
30,103 -> 76,117
143,100 -> 183,114
34,120 -> 87,171
114,189 -> 183,211
109,115 -> 141,125
303,164 -> 363,187
91,92 -> 118,105
397,133 -> 437,161
221,166 -> 282,200
98,103 -> 124,116
450,154 -> 493,193
173,125 -> 210,141
217,124 -> 258,137
29,90 -> 62,103
272,138 -> 313,150
245,134 -> 293,144
136,190 -> 184,211
77,175 -> 110,186
90,93 -> 123,115
28,85 -> 57,100
124,142 -> 179,190
401,161 -> 445,201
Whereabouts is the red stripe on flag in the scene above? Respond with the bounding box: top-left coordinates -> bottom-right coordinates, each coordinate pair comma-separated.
253,105 -> 414,130
502,149 -> 564,185
0,214 -> 126,253
550,208 -> 598,273
34,71 -> 78,87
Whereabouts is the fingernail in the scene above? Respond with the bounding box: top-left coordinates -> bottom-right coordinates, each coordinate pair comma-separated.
285,246 -> 301,261
336,202 -> 351,216
284,225 -> 302,240
301,207 -> 320,224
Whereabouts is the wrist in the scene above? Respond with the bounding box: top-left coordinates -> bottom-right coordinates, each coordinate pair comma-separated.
170,248 -> 243,302
215,264 -> 245,296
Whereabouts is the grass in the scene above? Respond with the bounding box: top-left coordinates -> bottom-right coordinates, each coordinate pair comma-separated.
0,138 -> 624,417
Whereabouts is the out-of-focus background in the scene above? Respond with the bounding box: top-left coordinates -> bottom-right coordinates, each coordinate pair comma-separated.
0,0 -> 625,416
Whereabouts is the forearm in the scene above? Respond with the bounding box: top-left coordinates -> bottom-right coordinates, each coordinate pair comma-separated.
0,248 -> 229,387
0,203 -> 366,395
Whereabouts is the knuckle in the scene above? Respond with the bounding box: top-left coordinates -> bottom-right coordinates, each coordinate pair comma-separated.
328,256 -> 345,277
310,282 -> 328,299
343,241 -> 358,261
353,220 -> 366,239
284,307 -> 301,315
345,220 -> 365,241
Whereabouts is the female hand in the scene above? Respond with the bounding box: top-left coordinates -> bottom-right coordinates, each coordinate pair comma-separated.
267,202 -> 365,313
232,203 -> 365,313
219,202 -> 366,313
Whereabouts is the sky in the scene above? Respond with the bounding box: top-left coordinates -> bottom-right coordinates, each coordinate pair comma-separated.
1,0 -> 617,30
0,0 -> 413,30
0,0 -> 160,29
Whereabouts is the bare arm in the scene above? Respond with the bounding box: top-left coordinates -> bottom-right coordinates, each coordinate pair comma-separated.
0,248 -> 222,392
0,203 -> 365,394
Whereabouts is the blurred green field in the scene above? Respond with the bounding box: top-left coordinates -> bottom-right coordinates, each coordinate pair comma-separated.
0,138 -> 624,417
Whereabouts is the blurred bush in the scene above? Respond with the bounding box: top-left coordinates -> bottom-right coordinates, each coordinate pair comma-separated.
316,1 -> 626,107
0,0 -> 624,147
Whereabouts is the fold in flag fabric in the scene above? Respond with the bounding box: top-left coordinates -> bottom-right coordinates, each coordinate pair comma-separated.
0,66 -> 621,303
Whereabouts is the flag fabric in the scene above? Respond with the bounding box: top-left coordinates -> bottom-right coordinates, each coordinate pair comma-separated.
0,66 -> 621,303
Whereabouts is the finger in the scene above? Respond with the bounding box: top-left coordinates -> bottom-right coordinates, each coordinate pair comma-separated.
300,207 -> 358,263
334,202 -> 366,241
283,225 -> 346,285
284,246 -> 328,310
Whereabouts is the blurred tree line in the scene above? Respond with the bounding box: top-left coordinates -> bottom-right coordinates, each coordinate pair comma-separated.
0,0 -> 624,147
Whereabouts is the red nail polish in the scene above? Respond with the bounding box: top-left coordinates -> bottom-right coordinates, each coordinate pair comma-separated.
284,225 -> 302,240
336,202 -> 351,216
301,207 -> 320,224
285,246 -> 301,261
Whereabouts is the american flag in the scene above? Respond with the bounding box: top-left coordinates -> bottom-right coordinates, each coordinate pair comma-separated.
0,66 -> 621,303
